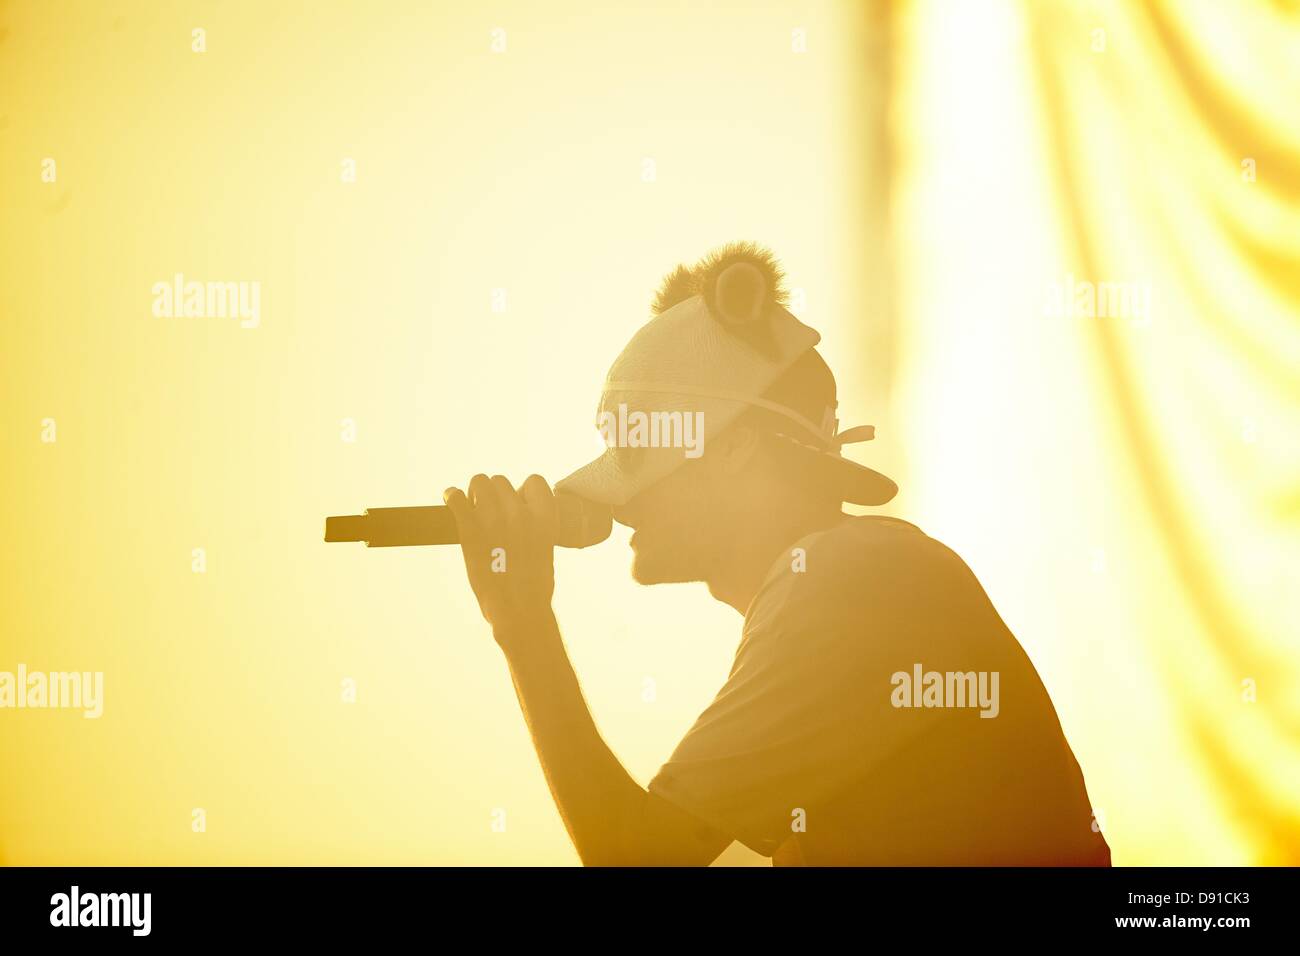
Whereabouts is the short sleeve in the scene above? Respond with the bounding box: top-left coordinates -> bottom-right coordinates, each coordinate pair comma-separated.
648,525 -> 966,856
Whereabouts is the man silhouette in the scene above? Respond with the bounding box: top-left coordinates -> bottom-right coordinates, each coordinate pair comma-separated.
443,241 -> 1111,866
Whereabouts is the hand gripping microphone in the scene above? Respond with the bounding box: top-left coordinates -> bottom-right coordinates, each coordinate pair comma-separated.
324,493 -> 612,549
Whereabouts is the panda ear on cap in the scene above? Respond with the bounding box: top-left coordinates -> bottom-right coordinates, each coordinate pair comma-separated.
713,260 -> 767,325
650,240 -> 789,322
651,263 -> 697,315
697,240 -> 788,328
648,241 -> 790,357
698,241 -> 787,358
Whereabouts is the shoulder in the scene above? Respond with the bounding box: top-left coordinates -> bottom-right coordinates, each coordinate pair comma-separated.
767,516 -> 962,597
806,515 -> 949,564
743,516 -> 979,642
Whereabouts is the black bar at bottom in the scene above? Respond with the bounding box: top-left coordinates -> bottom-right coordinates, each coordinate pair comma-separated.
0,865 -> 1286,941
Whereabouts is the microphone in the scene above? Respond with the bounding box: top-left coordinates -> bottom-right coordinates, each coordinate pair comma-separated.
324,494 -> 613,549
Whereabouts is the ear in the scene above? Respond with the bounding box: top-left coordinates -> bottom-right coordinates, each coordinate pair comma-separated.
709,419 -> 764,477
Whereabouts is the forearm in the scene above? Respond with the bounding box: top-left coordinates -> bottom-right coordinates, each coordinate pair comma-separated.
438,476 -> 721,864
496,610 -> 648,866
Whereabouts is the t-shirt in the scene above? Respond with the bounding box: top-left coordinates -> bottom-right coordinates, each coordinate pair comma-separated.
648,515 -> 1112,866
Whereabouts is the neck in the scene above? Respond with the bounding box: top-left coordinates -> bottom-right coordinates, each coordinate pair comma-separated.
706,505 -> 845,615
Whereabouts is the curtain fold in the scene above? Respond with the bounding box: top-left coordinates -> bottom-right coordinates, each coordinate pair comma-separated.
893,0 -> 1300,863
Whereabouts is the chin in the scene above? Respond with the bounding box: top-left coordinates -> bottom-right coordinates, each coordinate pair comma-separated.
629,545 -> 700,585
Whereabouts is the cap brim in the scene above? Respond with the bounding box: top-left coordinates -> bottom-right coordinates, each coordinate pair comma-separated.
554,449 -> 641,507
556,445 -> 898,508
807,450 -> 898,506
554,443 -> 694,508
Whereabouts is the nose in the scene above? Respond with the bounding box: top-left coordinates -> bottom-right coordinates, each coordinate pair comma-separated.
612,501 -> 638,529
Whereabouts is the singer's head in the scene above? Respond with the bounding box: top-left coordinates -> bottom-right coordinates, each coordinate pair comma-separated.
555,241 -> 897,593
611,390 -> 844,588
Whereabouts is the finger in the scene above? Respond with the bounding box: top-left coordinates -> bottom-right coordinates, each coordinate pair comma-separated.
466,473 -> 509,553
490,475 -> 522,526
467,473 -> 495,510
520,474 -> 558,542
442,487 -> 484,551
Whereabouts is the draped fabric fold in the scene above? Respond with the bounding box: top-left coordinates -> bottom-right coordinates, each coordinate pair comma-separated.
891,0 -> 1300,863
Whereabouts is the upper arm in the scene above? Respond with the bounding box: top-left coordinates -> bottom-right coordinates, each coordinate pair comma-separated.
579,783 -> 730,867
637,788 -> 732,866
644,534 -> 969,857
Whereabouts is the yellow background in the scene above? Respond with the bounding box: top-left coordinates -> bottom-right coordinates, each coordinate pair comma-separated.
2,0 -> 1297,865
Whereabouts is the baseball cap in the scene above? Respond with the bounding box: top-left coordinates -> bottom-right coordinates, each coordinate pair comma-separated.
555,241 -> 898,508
